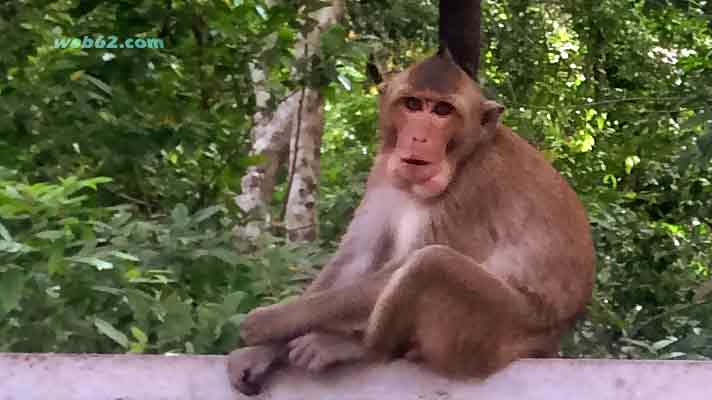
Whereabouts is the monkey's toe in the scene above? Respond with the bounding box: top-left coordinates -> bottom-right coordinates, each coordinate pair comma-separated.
287,332 -> 367,372
288,334 -> 326,372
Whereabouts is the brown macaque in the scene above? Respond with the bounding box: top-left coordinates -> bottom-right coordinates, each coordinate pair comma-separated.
227,51 -> 595,395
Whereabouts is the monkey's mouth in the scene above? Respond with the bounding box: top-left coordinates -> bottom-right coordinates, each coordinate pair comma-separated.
401,158 -> 431,166
395,157 -> 442,186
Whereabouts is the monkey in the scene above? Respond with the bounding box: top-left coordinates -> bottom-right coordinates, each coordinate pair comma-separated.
227,47 -> 596,395
228,0 -> 595,394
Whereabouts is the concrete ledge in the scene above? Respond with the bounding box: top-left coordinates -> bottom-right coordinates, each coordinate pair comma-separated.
0,353 -> 710,400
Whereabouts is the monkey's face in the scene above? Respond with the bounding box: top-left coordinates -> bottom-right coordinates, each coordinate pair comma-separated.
378,53 -> 502,199
383,92 -> 457,199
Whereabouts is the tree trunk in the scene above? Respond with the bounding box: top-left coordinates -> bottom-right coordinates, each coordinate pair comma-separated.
234,85 -> 295,221
234,0 -> 345,242
284,0 -> 346,242
234,0 -> 292,227
284,89 -> 324,241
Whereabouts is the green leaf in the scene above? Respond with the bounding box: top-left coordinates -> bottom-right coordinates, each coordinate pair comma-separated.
158,294 -> 194,342
129,342 -> 146,353
79,177 -> 113,190
131,326 -> 148,344
35,230 -> 65,241
603,174 -> 618,189
192,205 -> 225,224
337,75 -> 352,91
652,338 -> 677,351
48,248 -> 66,276
624,155 -> 641,174
0,268 -> 25,313
109,251 -> 140,262
192,248 -> 244,266
94,318 -> 129,348
223,291 -> 247,311
171,204 -> 190,227
125,289 -> 153,325
0,240 -> 32,253
82,74 -> 112,96
681,110 -> 712,130
0,222 -> 12,241
92,286 -> 124,295
71,256 -> 114,270
254,4 -> 267,20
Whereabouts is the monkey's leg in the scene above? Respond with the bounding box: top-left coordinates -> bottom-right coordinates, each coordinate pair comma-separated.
366,245 -> 546,377
240,262 -> 400,346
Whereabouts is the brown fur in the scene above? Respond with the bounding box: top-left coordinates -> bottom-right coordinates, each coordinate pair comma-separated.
228,52 -> 595,395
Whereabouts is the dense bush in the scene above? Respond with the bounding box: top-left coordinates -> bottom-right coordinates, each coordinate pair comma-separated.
0,170 -> 327,353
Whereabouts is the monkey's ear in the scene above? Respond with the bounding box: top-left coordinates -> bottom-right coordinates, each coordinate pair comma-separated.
376,69 -> 401,95
367,54 -> 383,84
481,100 -> 504,131
377,81 -> 388,95
437,45 -> 455,62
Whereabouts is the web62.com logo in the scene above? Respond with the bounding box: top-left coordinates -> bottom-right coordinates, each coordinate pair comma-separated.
55,36 -> 165,49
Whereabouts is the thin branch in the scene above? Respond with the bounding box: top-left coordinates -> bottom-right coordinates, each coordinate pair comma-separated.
272,90 -> 300,107
577,96 -> 687,108
280,42 -> 309,223
287,223 -> 316,234
512,96 -> 690,110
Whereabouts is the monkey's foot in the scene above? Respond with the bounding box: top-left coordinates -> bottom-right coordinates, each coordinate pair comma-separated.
287,332 -> 367,372
227,345 -> 283,396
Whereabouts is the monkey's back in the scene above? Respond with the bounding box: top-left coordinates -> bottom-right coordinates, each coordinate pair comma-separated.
442,125 -> 596,323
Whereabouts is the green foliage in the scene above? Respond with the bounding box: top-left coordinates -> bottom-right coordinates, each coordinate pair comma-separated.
0,172 -> 325,353
0,0 -> 307,211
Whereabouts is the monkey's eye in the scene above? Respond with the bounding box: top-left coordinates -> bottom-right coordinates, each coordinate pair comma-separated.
404,97 -> 423,111
433,101 -> 455,116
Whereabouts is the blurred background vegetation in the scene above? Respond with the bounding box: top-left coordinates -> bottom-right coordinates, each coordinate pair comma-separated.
0,0 -> 711,360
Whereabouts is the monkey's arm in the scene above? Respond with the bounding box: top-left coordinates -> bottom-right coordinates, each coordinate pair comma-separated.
228,254 -> 378,396
240,260 -> 399,345
229,208 -> 392,393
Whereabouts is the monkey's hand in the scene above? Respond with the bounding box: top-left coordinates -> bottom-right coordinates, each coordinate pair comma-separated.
240,306 -> 279,345
241,304 -> 306,345
227,345 -> 284,396
287,332 -> 368,372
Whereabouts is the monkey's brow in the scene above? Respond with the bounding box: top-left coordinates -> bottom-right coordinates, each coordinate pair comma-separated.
394,89 -> 459,104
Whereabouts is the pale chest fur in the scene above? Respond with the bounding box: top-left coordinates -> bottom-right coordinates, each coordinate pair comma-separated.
389,197 -> 430,261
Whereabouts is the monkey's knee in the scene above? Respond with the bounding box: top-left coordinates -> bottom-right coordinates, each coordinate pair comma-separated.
410,244 -> 458,267
406,244 -> 475,283
363,247 -> 458,352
